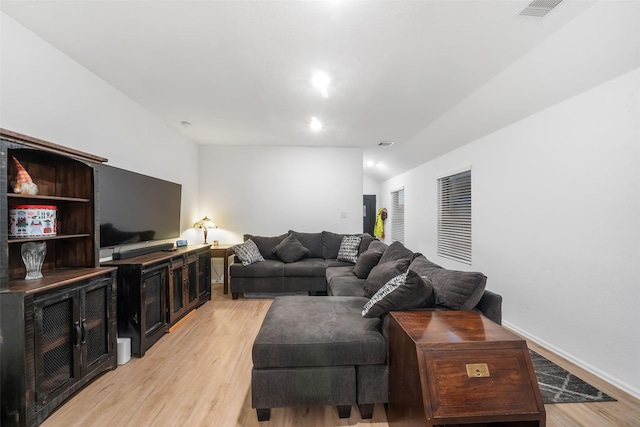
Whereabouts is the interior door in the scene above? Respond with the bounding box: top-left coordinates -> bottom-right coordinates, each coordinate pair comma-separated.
363,195 -> 376,235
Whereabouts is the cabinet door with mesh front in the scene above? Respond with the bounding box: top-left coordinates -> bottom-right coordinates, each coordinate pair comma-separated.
198,251 -> 211,302
169,259 -> 186,324
186,254 -> 199,311
80,277 -> 113,378
33,289 -> 81,410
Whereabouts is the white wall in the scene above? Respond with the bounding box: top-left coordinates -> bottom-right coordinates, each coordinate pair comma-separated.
363,174 -> 380,197
0,13 -> 202,250
381,67 -> 640,398
197,145 -> 363,245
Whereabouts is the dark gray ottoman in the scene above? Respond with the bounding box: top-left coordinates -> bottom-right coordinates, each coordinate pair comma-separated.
251,295 -> 386,421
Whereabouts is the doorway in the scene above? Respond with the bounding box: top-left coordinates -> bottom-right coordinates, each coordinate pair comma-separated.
363,195 -> 376,235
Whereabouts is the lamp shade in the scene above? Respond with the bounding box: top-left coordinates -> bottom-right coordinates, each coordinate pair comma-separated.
193,216 -> 217,244
193,216 -> 216,230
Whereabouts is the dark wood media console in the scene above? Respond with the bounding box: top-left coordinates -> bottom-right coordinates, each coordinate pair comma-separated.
102,245 -> 211,357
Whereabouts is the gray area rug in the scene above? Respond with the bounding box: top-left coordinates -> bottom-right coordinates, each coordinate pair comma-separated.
529,350 -> 616,404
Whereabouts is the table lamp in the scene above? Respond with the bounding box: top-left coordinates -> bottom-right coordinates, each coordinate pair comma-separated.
193,216 -> 217,244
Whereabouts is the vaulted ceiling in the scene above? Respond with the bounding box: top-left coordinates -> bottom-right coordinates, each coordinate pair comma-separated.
3,1 -> 635,182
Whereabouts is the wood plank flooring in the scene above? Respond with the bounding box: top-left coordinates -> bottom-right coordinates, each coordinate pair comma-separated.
41,284 -> 640,427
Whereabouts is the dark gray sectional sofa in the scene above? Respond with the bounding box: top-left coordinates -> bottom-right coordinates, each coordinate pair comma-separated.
229,231 -> 376,299
230,231 -> 503,421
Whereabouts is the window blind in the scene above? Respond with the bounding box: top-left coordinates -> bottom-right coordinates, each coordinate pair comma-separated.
391,188 -> 405,244
438,170 -> 471,264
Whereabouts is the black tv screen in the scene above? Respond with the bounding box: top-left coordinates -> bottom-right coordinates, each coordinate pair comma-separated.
97,164 -> 182,248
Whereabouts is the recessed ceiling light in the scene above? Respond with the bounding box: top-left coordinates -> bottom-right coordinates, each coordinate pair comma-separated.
311,71 -> 330,98
378,141 -> 394,147
180,121 -> 191,128
310,117 -> 323,132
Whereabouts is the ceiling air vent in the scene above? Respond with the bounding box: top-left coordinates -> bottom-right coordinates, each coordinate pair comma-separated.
518,0 -> 563,18
378,141 -> 394,147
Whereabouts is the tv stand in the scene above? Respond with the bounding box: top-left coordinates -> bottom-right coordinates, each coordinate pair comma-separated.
112,243 -> 175,260
103,245 -> 211,356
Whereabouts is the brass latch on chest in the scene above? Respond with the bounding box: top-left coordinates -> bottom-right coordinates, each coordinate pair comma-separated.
466,363 -> 490,377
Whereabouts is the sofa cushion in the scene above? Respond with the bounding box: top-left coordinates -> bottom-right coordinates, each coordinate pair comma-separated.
353,242 -> 386,279
272,234 -> 310,263
229,259 -> 284,277
406,269 -> 437,308
328,275 -> 368,297
368,240 -> 388,253
321,231 -> 345,259
244,233 -> 287,260
252,296 -> 386,368
283,258 -> 326,277
337,235 -> 362,263
326,265 -> 355,284
428,268 -> 488,310
322,231 -> 376,259
359,233 -> 377,254
233,239 -> 265,266
325,259 -> 356,268
362,270 -> 435,318
407,254 -> 442,273
409,254 -> 486,310
289,231 -> 324,258
326,266 -> 366,297
363,257 -> 411,297
378,241 -> 413,264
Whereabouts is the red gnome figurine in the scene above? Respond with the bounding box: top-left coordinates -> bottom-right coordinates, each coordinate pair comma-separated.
12,156 -> 39,195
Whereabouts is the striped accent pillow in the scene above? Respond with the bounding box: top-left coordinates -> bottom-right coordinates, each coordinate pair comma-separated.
233,239 -> 265,266
337,235 -> 362,263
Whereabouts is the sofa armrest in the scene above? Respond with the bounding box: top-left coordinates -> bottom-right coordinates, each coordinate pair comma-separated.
475,290 -> 502,325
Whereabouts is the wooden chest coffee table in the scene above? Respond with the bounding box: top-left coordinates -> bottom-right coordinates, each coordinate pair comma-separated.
388,311 -> 546,427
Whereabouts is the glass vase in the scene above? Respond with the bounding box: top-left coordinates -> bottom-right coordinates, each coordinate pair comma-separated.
21,241 -> 47,280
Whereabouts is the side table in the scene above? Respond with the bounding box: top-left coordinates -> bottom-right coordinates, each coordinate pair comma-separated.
210,244 -> 234,294
388,310 -> 545,427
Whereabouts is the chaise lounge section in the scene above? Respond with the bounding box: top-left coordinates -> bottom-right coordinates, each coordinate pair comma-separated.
251,295 -> 385,420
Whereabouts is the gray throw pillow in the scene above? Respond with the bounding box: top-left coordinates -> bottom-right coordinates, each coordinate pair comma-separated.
378,241 -> 414,264
364,257 -> 411,297
321,231 -> 344,259
353,243 -> 386,279
408,254 -> 486,310
233,239 -> 265,266
289,231 -> 324,258
359,233 -> 377,254
362,269 -> 435,318
407,254 -> 442,275
337,235 -> 362,263
428,269 -> 487,310
272,234 -> 310,263
244,233 -> 287,260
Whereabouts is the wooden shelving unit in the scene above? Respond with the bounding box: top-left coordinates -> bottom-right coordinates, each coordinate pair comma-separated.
1,129 -> 118,427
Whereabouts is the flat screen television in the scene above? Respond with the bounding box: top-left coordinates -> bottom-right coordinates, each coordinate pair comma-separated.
97,164 -> 182,248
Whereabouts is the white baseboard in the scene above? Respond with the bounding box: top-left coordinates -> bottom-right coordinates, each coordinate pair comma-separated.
503,320 -> 640,400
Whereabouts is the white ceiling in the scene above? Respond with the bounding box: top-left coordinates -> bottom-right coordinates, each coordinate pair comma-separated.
2,0 -> 627,182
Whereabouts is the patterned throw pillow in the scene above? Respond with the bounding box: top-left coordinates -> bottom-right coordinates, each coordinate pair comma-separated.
337,235 -> 362,263
233,239 -> 265,266
362,269 -> 435,318
362,273 -> 408,317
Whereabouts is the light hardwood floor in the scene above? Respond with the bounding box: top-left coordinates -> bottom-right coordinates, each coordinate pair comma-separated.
42,283 -> 640,427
